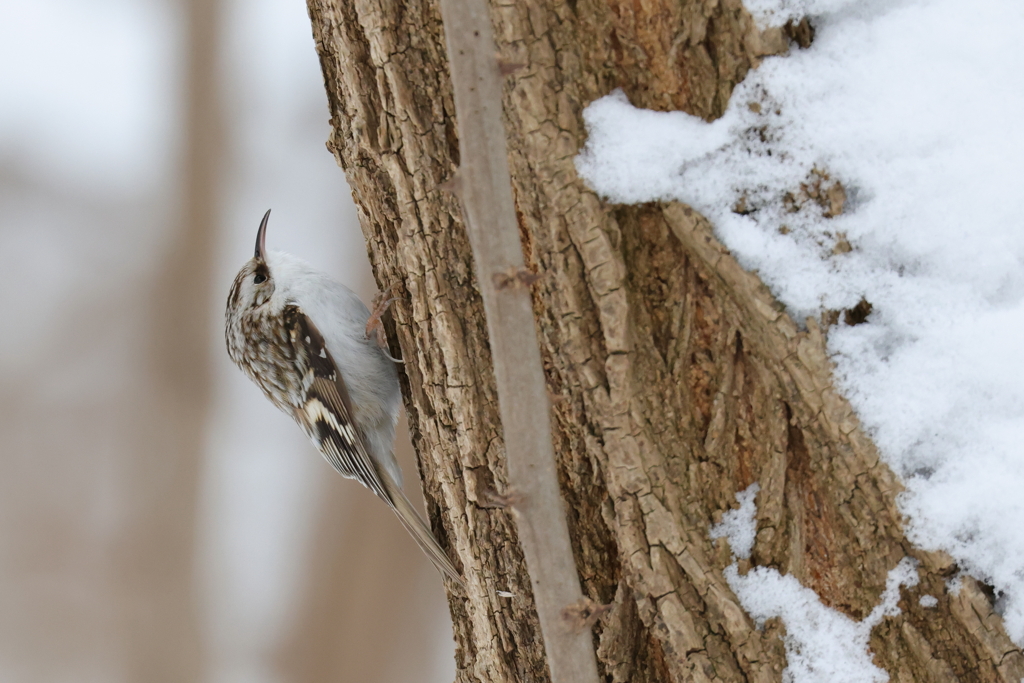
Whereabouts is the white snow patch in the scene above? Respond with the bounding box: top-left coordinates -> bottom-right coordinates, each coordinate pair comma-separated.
710,483 -> 760,559
741,0 -> 860,28
919,595 -> 938,609
578,0 -> 1024,642
711,487 -> 919,683
575,91 -> 735,202
726,559 -> 918,683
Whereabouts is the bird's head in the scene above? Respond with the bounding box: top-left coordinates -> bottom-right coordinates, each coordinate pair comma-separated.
227,209 -> 276,317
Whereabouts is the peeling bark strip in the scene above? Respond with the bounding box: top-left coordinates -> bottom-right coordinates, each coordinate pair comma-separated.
306,0 -> 1024,680
434,0 -> 601,678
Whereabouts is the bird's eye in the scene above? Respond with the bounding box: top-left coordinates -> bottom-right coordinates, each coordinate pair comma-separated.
253,273 -> 267,285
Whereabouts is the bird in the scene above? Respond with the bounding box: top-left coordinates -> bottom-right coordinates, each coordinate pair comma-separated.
225,209 -> 463,586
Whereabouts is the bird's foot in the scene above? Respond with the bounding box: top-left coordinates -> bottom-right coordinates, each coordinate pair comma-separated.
365,287 -> 399,345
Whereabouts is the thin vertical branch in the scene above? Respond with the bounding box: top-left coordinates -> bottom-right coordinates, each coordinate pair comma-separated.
435,3 -> 601,683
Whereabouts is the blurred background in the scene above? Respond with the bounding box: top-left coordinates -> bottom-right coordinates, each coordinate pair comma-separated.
0,0 -> 455,681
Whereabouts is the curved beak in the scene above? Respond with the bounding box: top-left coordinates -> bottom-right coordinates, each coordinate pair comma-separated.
254,209 -> 271,259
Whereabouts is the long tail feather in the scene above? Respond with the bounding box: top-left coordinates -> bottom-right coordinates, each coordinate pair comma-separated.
382,475 -> 464,587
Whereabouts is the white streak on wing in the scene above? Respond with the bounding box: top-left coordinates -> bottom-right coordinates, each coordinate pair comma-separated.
300,395 -> 389,502
303,397 -> 359,445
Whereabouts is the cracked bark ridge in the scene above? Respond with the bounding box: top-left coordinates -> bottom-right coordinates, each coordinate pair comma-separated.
306,0 -> 1024,680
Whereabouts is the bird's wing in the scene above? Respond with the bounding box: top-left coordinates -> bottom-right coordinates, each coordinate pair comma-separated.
283,304 -> 390,503
282,305 -> 464,586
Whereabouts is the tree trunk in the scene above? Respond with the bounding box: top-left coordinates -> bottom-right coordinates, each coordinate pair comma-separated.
114,0 -> 223,676
305,0 -> 1024,680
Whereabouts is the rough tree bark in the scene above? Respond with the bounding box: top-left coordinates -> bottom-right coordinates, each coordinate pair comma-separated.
306,0 -> 1024,680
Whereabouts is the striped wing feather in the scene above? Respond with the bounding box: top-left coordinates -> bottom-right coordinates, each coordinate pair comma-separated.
285,305 -> 389,501
283,306 -> 463,586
